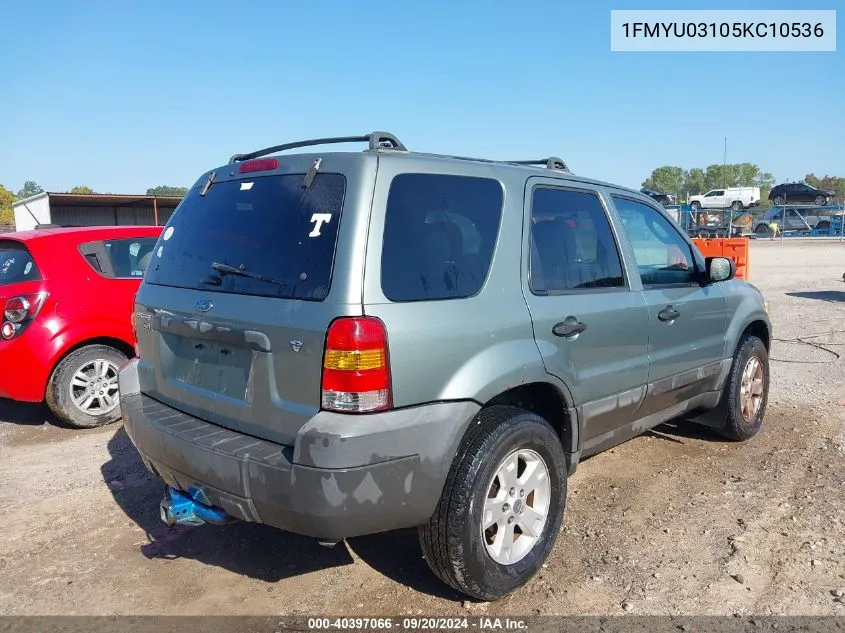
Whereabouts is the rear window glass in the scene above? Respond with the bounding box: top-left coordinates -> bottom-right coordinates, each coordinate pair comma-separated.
381,173 -> 504,302
0,240 -> 41,285
145,173 -> 346,300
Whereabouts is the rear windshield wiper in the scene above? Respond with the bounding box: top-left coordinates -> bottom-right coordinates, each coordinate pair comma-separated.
210,262 -> 284,286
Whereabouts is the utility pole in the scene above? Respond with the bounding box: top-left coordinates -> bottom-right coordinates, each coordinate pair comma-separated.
724,138 -> 730,236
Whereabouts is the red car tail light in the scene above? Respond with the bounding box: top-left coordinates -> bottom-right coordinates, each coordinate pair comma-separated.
4,292 -> 47,324
1,322 -> 16,340
321,317 -> 392,413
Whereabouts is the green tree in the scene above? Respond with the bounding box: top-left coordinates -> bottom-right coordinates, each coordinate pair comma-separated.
0,185 -> 16,225
684,168 -> 706,196
146,185 -> 188,197
754,171 -> 775,208
16,180 -> 44,200
642,166 -> 687,197
68,186 -> 95,194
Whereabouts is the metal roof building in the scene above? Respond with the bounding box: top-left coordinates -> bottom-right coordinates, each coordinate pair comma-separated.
12,192 -> 183,232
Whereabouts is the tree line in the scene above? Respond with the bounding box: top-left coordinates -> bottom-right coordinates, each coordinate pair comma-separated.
642,163 -> 845,208
0,181 -> 189,225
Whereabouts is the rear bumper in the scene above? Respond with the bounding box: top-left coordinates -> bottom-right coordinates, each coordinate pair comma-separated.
118,359 -> 480,540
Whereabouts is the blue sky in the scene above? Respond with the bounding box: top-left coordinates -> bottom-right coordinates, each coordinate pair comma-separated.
1,0 -> 842,194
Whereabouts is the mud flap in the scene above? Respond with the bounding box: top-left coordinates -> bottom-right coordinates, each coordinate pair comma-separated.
686,390 -> 729,430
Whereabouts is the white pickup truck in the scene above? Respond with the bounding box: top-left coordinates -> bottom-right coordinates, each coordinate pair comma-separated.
689,187 -> 760,212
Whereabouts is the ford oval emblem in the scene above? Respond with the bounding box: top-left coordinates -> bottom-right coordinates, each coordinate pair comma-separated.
195,299 -> 213,313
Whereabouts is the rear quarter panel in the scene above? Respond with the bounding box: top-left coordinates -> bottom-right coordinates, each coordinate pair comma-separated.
30,234 -> 146,371
361,156 -> 555,408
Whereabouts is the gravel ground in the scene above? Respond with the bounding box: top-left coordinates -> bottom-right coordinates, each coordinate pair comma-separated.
0,239 -> 843,616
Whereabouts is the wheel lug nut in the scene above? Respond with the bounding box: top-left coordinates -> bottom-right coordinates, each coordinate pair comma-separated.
520,489 -> 525,497
509,487 -> 516,496
507,516 -> 515,524
502,503 -> 510,513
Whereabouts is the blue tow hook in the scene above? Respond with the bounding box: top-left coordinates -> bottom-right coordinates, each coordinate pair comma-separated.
159,486 -> 231,527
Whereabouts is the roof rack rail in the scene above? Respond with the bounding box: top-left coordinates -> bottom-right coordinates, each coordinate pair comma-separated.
509,157 -> 570,172
228,131 -> 407,164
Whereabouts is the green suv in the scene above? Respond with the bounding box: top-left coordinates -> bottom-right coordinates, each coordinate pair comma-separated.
118,132 -> 771,601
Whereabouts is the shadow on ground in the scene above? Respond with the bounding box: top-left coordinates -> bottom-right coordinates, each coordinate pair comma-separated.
786,290 -> 845,303
101,426 -> 462,601
0,398 -> 55,426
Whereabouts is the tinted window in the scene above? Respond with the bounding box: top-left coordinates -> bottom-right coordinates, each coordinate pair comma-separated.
103,238 -> 159,277
529,188 -> 625,293
145,173 -> 346,300
381,173 -> 503,302
0,240 -> 40,285
613,197 -> 697,286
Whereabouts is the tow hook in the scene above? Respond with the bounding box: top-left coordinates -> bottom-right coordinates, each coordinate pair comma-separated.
159,486 -> 232,527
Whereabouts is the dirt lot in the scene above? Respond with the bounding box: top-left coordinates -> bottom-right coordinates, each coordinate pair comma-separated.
0,240 -> 843,617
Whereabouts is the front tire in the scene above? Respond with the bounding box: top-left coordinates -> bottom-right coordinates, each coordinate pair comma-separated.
45,344 -> 127,428
773,195 -> 785,206
718,335 -> 769,441
690,202 -> 701,212
814,195 -> 827,206
419,405 -> 567,601
754,224 -> 770,235
731,201 -> 743,212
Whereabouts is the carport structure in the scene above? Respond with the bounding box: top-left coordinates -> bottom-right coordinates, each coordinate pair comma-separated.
12,192 -> 183,232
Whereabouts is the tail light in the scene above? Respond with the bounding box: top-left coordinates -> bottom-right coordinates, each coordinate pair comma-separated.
321,317 -> 392,413
1,292 -> 47,340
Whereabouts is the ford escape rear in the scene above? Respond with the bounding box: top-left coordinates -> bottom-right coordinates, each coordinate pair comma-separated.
119,132 -> 771,601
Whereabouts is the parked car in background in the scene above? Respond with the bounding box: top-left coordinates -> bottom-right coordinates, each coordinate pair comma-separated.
640,188 -> 676,206
689,187 -> 760,212
753,207 -> 836,235
0,225 -> 162,427
768,182 -> 834,207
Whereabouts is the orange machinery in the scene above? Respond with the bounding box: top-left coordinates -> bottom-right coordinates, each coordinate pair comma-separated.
692,238 -> 750,281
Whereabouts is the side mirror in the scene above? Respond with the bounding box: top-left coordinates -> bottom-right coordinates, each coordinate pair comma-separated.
706,256 -> 736,283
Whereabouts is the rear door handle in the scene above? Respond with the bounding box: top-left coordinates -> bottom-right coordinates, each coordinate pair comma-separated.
553,317 -> 587,338
658,306 -> 680,323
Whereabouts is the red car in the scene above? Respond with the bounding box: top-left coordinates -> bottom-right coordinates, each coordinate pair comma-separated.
0,225 -> 162,427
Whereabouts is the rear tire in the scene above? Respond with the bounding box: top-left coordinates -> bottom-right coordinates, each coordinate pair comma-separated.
718,335 -> 769,442
773,195 -> 785,206
690,202 -> 701,212
46,344 -> 127,429
754,224 -> 770,235
731,201 -> 743,212
419,405 -> 567,601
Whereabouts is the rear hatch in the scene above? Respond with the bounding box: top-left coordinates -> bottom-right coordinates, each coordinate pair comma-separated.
133,155 -> 371,446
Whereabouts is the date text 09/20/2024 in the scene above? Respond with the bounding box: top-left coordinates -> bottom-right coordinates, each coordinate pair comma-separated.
306,617 -> 528,630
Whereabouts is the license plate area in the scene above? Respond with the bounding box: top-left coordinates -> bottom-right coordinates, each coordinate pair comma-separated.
161,333 -> 252,398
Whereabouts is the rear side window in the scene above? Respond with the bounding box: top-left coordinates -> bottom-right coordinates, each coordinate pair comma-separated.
145,173 -> 346,300
529,187 -> 625,293
107,238 -> 159,277
0,240 -> 41,285
381,173 -> 503,302
79,238 -> 159,278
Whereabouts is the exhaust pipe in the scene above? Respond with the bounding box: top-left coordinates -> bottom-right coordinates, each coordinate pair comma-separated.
160,486 -> 232,527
